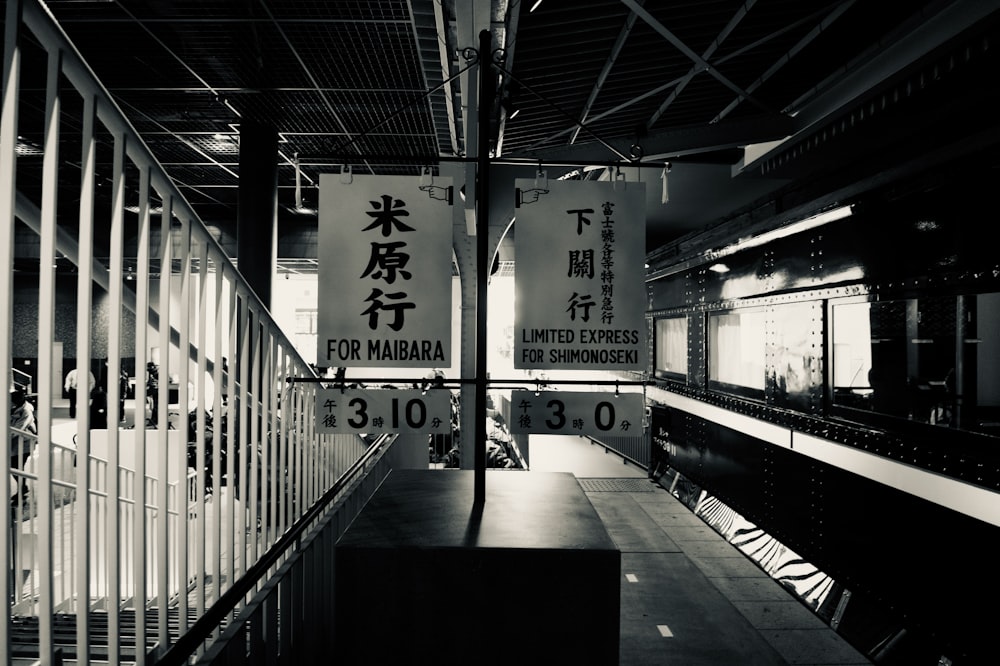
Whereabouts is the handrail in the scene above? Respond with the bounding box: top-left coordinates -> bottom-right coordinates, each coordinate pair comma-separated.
150,434 -> 394,666
5,4 -> 331,664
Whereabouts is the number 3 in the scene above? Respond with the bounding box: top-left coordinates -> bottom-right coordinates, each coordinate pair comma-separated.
545,399 -> 565,429
347,397 -> 368,428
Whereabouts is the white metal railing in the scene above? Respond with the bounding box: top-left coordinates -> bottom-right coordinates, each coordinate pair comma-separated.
1,1 -> 374,664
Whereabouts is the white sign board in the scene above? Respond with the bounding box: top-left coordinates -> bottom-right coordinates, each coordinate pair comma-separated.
316,388 -> 452,435
317,173 -> 453,367
514,179 -> 646,370
508,391 -> 644,437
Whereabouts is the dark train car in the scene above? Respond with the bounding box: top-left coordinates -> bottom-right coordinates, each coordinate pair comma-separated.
642,30 -> 1000,664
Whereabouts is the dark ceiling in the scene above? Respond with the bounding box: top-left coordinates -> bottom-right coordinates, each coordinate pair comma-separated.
9,0 -> 1000,274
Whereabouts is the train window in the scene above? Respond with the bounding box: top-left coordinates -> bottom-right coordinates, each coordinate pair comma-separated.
654,316 -> 687,380
708,309 -> 766,396
831,301 -> 875,408
832,293 -> 1000,437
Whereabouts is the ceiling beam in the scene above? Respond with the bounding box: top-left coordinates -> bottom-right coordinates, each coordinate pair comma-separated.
619,0 -> 775,115
514,112 -> 795,165
569,1 -> 644,145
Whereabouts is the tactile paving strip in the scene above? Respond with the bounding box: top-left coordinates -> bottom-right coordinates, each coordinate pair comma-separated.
577,478 -> 657,492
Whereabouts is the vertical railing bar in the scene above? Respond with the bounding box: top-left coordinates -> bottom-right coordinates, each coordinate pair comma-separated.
295,359 -> 303,524
195,239 -> 209,626
300,366 -> 308,518
35,34 -> 61,666
66,433 -> 76,609
271,337 -> 280,542
281,559 -> 295,660
259,327 -> 271,554
276,345 -> 284,535
275,348 -> 288,534
261,326 -> 272,555
174,203 -> 190,636
274,349 -> 283,537
0,3 -> 21,656
107,127 -> 127,666
153,193 -> 173,647
324,516 -> 335,653
298,359 -> 307,520
132,167 -> 152,652
277,346 -> 285,537
266,330 -> 277,550
313,521 -> 322,644
263,594 -> 277,666
238,291 -> 250,592
310,393 -> 318,506
225,271 -> 237,602
314,389 -> 321,507
135,163 -> 154,666
308,381 -> 316,511
212,254 -> 224,613
247,603 -> 263,666
248,309 -> 260,591
75,89 -> 97,665
294,361 -> 303,521
304,386 -> 312,505
96,465 -> 106,610
293,357 -> 301,527
289,368 -> 298,525
259,328 -> 270,553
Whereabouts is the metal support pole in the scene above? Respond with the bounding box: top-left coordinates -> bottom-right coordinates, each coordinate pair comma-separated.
474,29 -> 492,506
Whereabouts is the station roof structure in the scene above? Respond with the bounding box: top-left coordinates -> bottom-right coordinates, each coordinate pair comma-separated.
9,0 -> 998,273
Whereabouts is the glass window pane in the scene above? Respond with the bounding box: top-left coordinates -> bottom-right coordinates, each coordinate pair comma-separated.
768,302 -> 820,410
832,293 -> 1000,438
976,293 -> 1000,435
709,310 -> 766,391
832,302 -> 875,409
654,316 -> 687,379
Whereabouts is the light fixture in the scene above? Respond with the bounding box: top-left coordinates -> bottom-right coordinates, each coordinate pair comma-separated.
530,0 -> 543,11
15,138 -> 43,156
292,153 -> 318,214
295,153 -> 303,209
501,97 -> 520,120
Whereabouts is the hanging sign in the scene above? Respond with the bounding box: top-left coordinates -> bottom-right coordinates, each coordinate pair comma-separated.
508,390 -> 644,437
317,172 -> 453,367
514,179 -> 646,370
316,388 -> 452,435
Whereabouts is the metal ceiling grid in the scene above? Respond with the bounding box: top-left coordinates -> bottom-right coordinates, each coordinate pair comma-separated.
118,94 -> 234,139
410,0 -> 456,157
287,21 -> 425,91
328,90 -> 438,144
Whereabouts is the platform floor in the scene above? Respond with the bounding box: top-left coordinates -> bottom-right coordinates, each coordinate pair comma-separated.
527,434 -> 872,666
